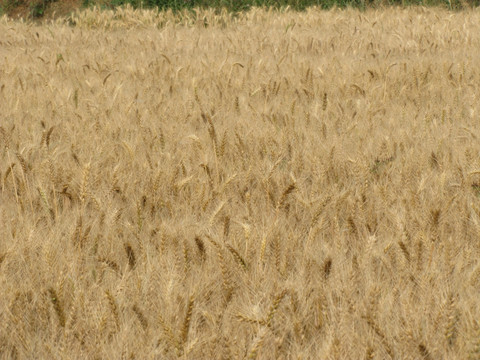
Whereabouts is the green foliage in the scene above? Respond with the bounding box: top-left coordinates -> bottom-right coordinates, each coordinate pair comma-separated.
83,0 -> 479,11
3,0 -> 478,19
29,0 -> 55,18
0,0 -> 17,15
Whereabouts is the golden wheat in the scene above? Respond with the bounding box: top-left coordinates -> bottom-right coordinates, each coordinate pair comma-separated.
1,5 -> 480,359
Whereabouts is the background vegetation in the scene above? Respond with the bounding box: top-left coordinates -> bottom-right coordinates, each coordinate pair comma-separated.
1,6 -> 480,359
99,0 -> 480,11
0,0 -> 479,20
82,0 -> 479,12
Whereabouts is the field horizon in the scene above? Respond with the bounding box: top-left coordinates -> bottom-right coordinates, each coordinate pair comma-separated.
1,6 -> 480,359
1,0 -> 479,21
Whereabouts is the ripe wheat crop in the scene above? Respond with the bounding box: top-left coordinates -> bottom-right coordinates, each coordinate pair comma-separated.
1,6 -> 480,359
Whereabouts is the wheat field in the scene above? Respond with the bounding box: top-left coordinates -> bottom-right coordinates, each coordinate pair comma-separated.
1,6 -> 480,359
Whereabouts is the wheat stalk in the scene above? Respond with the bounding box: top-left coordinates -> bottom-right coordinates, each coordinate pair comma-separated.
133,304 -> 148,330
48,287 -> 65,327
124,243 -> 136,269
105,291 -> 120,331
180,295 -> 195,346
